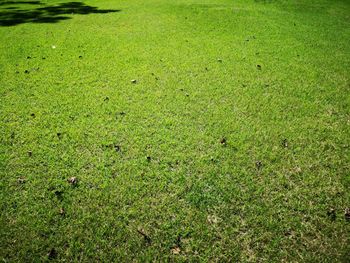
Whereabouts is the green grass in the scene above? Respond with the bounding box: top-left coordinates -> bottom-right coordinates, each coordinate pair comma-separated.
1,0 -> 349,261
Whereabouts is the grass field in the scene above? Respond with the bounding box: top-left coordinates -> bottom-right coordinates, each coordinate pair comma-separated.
0,0 -> 349,261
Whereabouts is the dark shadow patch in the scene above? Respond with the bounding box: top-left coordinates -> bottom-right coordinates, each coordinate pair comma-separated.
0,1 -> 120,26
0,1 -> 42,6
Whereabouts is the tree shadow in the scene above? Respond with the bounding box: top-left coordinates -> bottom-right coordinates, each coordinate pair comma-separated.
0,1 -> 42,6
0,1 -> 120,26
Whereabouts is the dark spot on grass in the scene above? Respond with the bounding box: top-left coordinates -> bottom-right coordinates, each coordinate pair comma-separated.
256,160 -> 263,170
114,145 -> 121,152
220,137 -> 227,146
282,139 -> 288,148
24,70 -> 29,74
104,97 -> 109,102
30,113 -> 35,118
257,65 -> 262,70
175,234 -> 182,247
47,248 -> 57,260
345,208 -> 350,221
28,151 -> 32,157
147,156 -> 151,162
42,57 -> 46,60
27,56 -> 31,59
327,208 -> 336,221
79,55 -> 83,59
284,229 -> 292,237
12,202 -> 17,209
15,71 -> 19,74
57,132 -> 62,139
54,190 -> 64,201
217,58 -> 222,62
137,229 -> 152,245
131,79 -> 137,84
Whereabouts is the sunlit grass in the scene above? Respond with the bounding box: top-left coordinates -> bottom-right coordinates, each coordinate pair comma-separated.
1,0 -> 349,261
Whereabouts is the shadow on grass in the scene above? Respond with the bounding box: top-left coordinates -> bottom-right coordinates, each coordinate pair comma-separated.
0,1 -> 41,6
0,1 -> 120,26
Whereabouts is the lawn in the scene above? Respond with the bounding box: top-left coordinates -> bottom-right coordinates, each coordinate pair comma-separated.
0,0 -> 349,261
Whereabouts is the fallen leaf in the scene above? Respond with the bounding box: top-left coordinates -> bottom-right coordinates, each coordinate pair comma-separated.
207,214 -> 219,224
67,177 -> 77,185
17,177 -> 26,184
294,167 -> 302,174
59,208 -> 65,215
171,246 -> 181,255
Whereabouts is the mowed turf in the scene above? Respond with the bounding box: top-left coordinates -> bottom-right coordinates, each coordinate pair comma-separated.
0,0 -> 349,261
